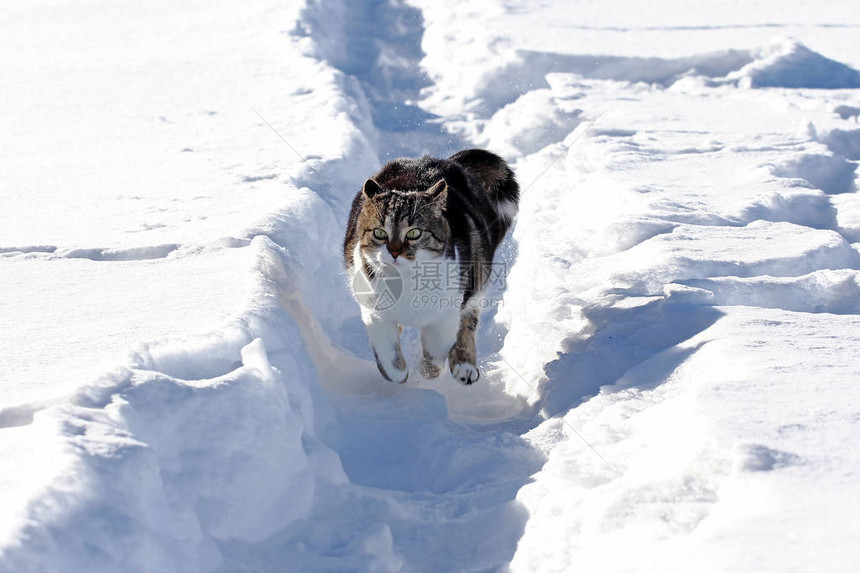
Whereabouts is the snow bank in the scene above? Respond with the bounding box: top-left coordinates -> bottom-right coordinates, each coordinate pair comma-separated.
4,0 -> 860,571
408,7 -> 860,566
512,307 -> 860,573
2,0 -> 540,570
0,237 -> 343,572
1,337 -> 324,572
726,39 -> 860,89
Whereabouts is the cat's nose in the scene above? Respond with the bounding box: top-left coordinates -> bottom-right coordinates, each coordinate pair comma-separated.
387,244 -> 402,259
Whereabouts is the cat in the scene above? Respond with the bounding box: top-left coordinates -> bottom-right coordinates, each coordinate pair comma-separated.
344,149 -> 519,384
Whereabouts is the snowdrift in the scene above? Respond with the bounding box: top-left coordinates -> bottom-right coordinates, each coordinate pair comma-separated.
2,0 -> 860,571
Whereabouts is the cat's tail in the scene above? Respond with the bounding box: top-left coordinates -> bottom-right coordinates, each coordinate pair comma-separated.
450,149 -> 520,226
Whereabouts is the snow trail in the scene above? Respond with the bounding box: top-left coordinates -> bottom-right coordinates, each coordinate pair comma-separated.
410,2 -> 860,569
3,0 -> 545,571
3,0 -> 860,571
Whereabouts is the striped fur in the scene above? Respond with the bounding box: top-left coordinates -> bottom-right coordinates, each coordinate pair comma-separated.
344,149 -> 519,384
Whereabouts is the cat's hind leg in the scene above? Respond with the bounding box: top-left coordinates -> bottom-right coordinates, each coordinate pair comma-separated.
365,318 -> 408,383
449,306 -> 479,384
420,315 -> 458,379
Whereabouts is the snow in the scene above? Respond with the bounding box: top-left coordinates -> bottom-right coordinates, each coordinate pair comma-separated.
725,40 -> 860,89
0,248 -> 250,405
512,308 -> 860,572
2,0 -> 860,571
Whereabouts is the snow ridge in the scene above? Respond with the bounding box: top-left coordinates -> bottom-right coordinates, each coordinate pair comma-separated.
2,1 -> 544,571
3,0 -> 860,571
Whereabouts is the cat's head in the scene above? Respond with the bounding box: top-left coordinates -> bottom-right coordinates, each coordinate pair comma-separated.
356,178 -> 450,265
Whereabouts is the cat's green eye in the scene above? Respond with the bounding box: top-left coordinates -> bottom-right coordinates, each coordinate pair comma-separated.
405,228 -> 422,240
373,228 -> 388,240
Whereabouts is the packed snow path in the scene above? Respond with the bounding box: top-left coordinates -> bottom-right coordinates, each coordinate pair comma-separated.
2,0 -> 860,571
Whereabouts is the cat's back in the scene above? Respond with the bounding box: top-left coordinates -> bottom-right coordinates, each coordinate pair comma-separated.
372,155 -> 449,191
372,155 -> 491,215
344,150 -> 519,268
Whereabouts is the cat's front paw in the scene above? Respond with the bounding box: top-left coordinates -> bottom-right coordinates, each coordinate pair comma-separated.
374,353 -> 409,384
391,368 -> 409,384
373,342 -> 409,384
451,362 -> 479,385
378,364 -> 408,384
420,351 -> 445,379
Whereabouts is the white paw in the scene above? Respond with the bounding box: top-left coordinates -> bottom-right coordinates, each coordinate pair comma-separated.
387,365 -> 409,384
451,362 -> 479,385
375,357 -> 409,384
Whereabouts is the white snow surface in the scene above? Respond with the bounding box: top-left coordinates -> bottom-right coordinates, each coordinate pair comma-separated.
1,0 -> 860,571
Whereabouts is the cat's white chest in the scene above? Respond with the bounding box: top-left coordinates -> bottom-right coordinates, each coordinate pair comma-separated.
351,246 -> 462,328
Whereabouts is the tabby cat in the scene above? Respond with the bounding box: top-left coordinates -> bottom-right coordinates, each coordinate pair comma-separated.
344,149 -> 519,384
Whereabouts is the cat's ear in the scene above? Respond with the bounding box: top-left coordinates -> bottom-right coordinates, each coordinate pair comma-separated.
362,178 -> 383,198
425,179 -> 447,207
